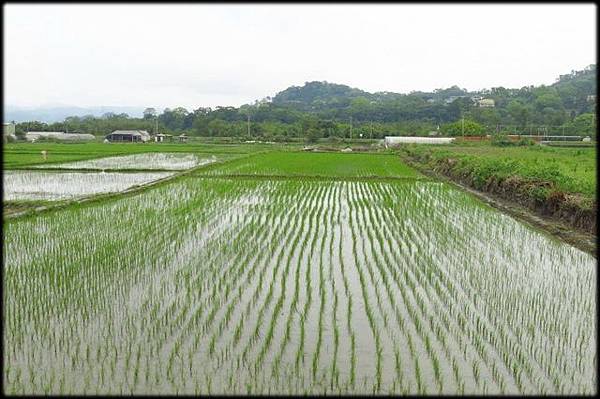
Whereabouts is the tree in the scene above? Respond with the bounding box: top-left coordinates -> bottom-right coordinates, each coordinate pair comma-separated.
305,128 -> 320,143
507,100 -> 530,128
441,119 -> 486,136
564,113 -> 596,138
143,107 -> 157,120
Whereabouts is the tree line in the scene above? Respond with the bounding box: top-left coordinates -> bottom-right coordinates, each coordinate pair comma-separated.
12,64 -> 596,141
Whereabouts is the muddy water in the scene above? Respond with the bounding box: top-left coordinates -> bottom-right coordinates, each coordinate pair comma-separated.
3,177 -> 596,395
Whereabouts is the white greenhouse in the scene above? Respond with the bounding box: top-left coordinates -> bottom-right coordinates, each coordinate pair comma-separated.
384,136 -> 456,146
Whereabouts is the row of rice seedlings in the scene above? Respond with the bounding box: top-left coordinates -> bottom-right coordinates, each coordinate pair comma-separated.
416,199 -> 555,394
384,183 -> 596,396
380,184 -> 524,394
4,178 -> 595,394
4,178 -> 259,393
345,184 -> 385,394
269,185 -> 328,383
367,182 -> 476,393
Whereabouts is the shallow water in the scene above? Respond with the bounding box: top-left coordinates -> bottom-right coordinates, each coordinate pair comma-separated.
34,153 -> 215,170
3,170 -> 175,201
3,178 -> 596,394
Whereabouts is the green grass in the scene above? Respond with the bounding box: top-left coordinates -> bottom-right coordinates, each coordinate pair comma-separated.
197,151 -> 422,179
400,143 -> 596,198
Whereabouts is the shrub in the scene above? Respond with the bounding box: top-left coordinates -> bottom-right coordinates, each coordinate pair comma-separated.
491,134 -> 514,147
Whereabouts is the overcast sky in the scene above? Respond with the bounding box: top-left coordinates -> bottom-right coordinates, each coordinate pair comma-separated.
4,3 -> 596,110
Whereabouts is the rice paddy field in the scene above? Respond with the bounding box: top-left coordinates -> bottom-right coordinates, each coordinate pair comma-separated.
197,152 -> 421,179
33,153 -> 219,171
2,145 -> 597,395
2,142 -> 276,169
3,170 -> 175,201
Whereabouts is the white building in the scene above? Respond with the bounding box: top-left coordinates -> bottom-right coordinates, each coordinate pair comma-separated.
478,98 -> 495,108
384,136 -> 455,146
105,130 -> 151,142
25,131 -> 95,142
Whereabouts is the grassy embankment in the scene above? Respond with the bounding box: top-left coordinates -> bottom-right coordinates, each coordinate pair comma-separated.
398,142 -> 596,233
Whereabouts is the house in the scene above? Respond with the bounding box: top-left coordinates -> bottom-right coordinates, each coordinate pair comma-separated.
105,130 -> 151,142
154,133 -> 173,143
178,133 -> 188,143
25,131 -> 95,142
3,123 -> 16,142
478,98 -> 495,108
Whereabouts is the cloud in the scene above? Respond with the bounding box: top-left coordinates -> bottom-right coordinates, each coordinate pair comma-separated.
4,4 -> 596,109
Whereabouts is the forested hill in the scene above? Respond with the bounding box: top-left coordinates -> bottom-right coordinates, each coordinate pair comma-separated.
272,81 -> 372,109
272,65 -> 596,117
9,64 -> 596,139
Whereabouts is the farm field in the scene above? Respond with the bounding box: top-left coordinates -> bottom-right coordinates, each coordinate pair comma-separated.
2,142 -> 277,168
32,153 -> 219,171
3,149 -> 596,395
3,170 -> 175,201
197,151 -> 422,179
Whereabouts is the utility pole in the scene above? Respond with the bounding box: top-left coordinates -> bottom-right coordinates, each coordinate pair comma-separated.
247,113 -> 250,137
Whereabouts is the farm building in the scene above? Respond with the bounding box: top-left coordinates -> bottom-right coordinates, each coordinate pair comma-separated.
105,130 -> 151,142
154,133 -> 173,143
25,131 -> 95,142
384,136 -> 455,146
178,133 -> 189,143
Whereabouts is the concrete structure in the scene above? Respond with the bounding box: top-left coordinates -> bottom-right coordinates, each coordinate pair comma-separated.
105,130 -> 151,142
384,136 -> 455,146
25,131 -> 95,142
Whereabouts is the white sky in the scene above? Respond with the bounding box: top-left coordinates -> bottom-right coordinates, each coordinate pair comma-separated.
3,3 -> 597,109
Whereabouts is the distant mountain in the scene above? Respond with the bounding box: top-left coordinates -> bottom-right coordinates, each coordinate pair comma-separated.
3,105 -> 148,123
270,65 -> 596,112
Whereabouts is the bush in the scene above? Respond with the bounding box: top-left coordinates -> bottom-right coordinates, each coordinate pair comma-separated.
491,133 -> 514,147
517,138 -> 535,146
441,119 -> 486,136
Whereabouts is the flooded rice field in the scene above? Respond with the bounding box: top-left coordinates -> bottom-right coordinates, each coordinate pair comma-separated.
33,152 -> 216,170
3,170 -> 175,201
3,177 -> 596,394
